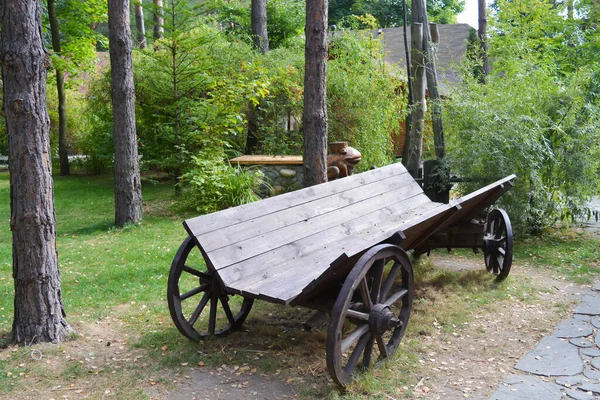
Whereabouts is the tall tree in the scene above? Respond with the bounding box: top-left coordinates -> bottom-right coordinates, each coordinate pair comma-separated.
108,0 -> 143,226
153,0 -> 164,40
1,0 -> 73,344
478,0 -> 488,79
303,0 -> 329,186
47,0 -> 70,176
134,0 -> 147,48
251,0 -> 269,54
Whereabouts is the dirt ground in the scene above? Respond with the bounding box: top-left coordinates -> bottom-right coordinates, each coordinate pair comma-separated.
0,254 -> 588,400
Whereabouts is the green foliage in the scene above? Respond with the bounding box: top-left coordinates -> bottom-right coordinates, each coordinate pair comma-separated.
179,151 -> 266,213
206,0 -> 305,50
329,0 -> 464,28
445,0 -> 600,233
327,31 -> 406,169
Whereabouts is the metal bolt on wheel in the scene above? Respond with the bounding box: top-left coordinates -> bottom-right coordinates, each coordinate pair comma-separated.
167,236 -> 254,342
326,244 -> 414,386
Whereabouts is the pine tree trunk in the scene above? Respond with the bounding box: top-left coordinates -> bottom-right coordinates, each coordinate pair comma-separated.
153,0 -> 164,40
427,23 -> 445,159
108,0 -> 143,227
1,0 -> 73,344
303,0 -> 328,186
403,23 -> 426,176
251,0 -> 269,54
134,0 -> 147,49
47,0 -> 70,176
478,0 -> 489,79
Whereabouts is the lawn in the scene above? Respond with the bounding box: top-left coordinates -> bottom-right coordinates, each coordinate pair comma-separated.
0,170 -> 599,399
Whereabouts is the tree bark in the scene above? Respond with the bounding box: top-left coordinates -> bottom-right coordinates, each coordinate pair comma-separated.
303,0 -> 328,187
1,0 -> 73,344
251,0 -> 269,54
427,23 -> 445,159
47,0 -> 70,176
403,23 -> 426,176
478,0 -> 489,79
134,0 -> 147,49
108,0 -> 143,227
153,0 -> 164,40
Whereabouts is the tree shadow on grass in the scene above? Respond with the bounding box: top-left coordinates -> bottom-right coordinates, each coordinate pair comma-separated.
59,220 -> 115,237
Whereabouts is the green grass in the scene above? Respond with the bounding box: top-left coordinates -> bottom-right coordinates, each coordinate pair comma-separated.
0,170 -> 599,399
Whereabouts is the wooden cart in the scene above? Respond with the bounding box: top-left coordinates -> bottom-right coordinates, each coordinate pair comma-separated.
167,162 -> 516,386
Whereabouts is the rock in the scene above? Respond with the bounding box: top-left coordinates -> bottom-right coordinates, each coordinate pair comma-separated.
592,358 -> 600,370
583,367 -> 600,381
270,185 -> 285,196
279,169 -> 297,178
593,282 -> 600,291
574,314 -> 591,321
556,375 -> 584,387
570,338 -> 594,348
579,383 -> 600,394
515,336 -> 584,376
575,294 -> 600,316
592,317 -> 600,329
490,374 -> 563,400
553,319 -> 594,338
566,389 -> 596,400
580,348 -> 600,357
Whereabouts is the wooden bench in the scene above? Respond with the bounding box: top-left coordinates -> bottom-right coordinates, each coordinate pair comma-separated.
167,162 -> 516,386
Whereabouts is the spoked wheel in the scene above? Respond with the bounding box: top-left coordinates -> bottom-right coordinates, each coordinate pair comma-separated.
327,244 -> 414,387
167,236 -> 254,342
483,208 -> 514,281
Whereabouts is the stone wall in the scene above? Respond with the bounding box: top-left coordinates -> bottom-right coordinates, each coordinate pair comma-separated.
229,155 -> 304,198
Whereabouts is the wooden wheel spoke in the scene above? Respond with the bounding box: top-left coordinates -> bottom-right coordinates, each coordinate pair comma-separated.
362,336 -> 375,369
370,261 -> 384,304
494,219 -> 505,238
497,255 -> 504,269
384,288 -> 408,307
498,247 -> 506,256
380,264 -> 400,300
359,278 -> 374,311
220,296 -> 235,325
346,309 -> 369,322
375,334 -> 388,358
180,283 -> 209,301
344,332 -> 371,374
189,292 -> 210,326
182,265 -> 209,280
341,324 -> 370,353
208,294 -> 218,335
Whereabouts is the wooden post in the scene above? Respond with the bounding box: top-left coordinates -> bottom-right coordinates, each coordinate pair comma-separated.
428,23 -> 445,160
403,23 -> 425,177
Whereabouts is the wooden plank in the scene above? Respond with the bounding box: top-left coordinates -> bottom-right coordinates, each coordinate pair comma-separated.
220,195 -> 447,300
198,171 -> 419,255
206,180 -> 425,269
229,155 -> 303,165
236,202 -> 457,304
184,163 -> 409,238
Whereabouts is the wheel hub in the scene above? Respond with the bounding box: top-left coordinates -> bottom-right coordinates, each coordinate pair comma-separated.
369,304 -> 402,334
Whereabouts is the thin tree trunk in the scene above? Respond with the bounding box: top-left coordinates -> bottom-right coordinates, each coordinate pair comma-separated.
108,0 -> 143,227
1,0 -> 73,344
427,23 -> 445,159
251,0 -> 269,54
478,0 -> 489,80
303,0 -> 328,186
403,23 -> 426,176
401,0 -> 413,152
47,0 -> 70,176
153,0 -> 164,40
134,0 -> 147,49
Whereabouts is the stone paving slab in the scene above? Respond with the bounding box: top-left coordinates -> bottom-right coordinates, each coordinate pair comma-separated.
489,374 -> 563,400
575,294 -> 600,315
554,319 -> 594,338
566,388 -> 597,400
515,336 -> 584,376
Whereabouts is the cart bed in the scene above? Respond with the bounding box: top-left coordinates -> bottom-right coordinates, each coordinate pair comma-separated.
184,163 -> 515,305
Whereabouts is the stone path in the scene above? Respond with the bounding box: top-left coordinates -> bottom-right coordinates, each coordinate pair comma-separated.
490,283 -> 600,399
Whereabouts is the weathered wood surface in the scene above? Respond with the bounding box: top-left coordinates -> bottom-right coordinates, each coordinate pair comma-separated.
183,162 -> 516,305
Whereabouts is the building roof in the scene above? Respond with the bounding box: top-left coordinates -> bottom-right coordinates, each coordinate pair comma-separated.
373,24 -> 473,95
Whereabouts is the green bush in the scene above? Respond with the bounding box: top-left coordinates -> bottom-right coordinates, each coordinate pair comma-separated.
179,150 -> 266,213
